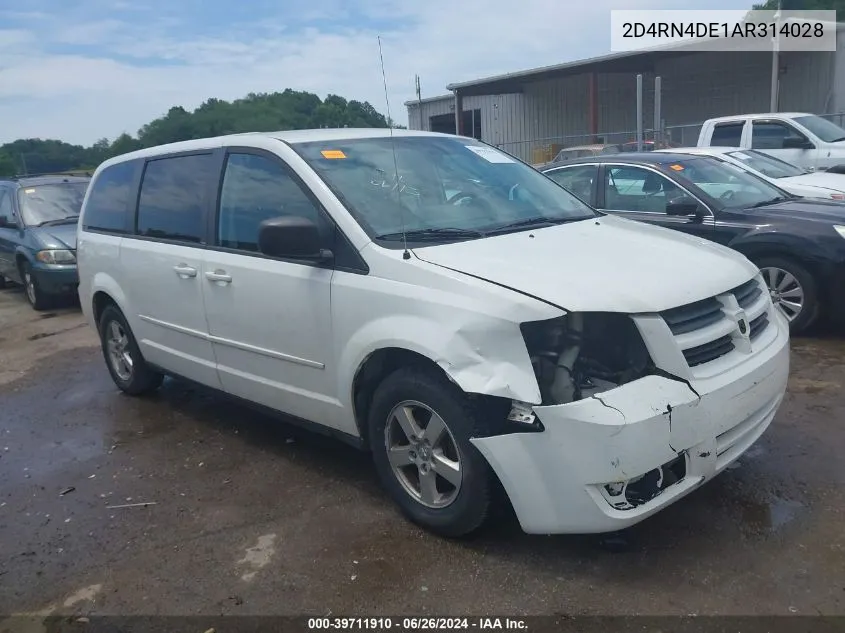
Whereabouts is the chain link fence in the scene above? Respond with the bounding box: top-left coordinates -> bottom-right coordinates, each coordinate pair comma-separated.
496,113 -> 845,165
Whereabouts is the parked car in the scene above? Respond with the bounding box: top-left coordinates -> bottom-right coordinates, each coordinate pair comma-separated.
656,146 -> 845,201
77,130 -> 789,537
620,139 -> 679,152
534,143 -> 622,169
0,174 -> 91,309
697,112 -> 845,172
542,152 -> 845,333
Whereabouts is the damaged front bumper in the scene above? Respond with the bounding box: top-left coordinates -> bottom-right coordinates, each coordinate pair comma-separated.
471,313 -> 790,535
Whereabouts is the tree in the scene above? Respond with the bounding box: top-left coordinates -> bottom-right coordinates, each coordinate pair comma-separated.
0,90 -> 390,177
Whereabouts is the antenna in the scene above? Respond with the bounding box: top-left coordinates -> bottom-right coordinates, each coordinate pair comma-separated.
377,35 -> 410,260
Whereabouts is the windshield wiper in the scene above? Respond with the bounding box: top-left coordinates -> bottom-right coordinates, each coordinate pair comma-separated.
830,136 -> 845,142
486,215 -> 590,235
375,227 -> 485,242
37,216 -> 79,227
749,196 -> 790,208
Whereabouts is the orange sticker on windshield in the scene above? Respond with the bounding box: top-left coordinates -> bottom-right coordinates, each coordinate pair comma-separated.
669,164 -> 684,171
321,150 -> 346,159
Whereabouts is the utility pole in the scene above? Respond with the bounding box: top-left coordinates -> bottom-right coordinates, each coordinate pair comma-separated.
415,74 -> 423,130
770,0 -> 782,112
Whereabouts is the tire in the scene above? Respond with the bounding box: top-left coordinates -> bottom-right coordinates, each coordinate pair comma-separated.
368,366 -> 493,538
19,261 -> 52,311
98,304 -> 164,395
754,255 -> 819,335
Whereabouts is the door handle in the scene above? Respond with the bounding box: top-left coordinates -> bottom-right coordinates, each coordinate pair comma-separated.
173,264 -> 197,278
205,270 -> 232,284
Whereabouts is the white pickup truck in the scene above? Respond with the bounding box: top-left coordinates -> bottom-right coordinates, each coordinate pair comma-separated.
697,113 -> 845,173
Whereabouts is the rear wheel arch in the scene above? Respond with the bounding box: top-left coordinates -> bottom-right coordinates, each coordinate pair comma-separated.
92,290 -> 120,327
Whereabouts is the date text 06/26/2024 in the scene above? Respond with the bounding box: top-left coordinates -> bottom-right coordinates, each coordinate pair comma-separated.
610,9 -> 837,53
307,617 -> 528,631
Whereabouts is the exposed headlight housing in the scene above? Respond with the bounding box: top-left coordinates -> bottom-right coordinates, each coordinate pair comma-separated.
520,312 -> 653,406
35,249 -> 76,264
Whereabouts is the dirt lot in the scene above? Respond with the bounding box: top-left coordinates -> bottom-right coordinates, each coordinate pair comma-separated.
0,283 -> 843,621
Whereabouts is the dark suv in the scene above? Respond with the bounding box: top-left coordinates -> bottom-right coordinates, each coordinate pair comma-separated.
0,174 -> 91,310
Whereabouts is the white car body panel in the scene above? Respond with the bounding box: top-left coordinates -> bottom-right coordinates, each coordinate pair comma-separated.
657,146 -> 845,200
77,128 -> 790,535
414,214 -> 758,313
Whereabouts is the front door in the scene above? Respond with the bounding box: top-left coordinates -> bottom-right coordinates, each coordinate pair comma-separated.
201,149 -> 338,429
119,151 -> 220,388
597,164 -> 715,240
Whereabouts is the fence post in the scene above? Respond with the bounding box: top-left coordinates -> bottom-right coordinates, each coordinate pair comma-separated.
636,74 -> 643,152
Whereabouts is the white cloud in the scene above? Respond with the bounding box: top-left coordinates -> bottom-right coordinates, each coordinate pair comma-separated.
0,0 -> 753,145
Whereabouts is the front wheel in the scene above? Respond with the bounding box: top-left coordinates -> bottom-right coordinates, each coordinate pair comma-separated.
19,261 -> 51,310
368,367 -> 493,538
755,256 -> 819,334
98,305 -> 164,395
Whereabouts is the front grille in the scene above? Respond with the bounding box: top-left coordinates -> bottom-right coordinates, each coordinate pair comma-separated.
660,275 -> 773,371
732,278 -> 763,309
683,334 -> 736,367
749,313 -> 768,339
661,297 -> 724,335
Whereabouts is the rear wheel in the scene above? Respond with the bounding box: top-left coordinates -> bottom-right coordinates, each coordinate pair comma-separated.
368,366 -> 493,538
98,305 -> 163,395
755,255 -> 819,334
19,261 -> 50,311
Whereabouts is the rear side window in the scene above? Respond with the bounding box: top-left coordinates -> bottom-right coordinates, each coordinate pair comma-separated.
710,122 -> 744,147
83,161 -> 136,233
136,154 -> 215,243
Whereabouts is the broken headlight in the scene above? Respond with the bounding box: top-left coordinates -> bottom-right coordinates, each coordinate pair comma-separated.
520,313 -> 653,406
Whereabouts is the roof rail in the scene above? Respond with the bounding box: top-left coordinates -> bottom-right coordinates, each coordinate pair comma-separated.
11,170 -> 93,179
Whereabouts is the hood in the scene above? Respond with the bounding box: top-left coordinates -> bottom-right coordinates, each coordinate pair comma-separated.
783,172 -> 845,194
744,198 -> 845,223
412,215 -> 758,313
31,223 -> 78,250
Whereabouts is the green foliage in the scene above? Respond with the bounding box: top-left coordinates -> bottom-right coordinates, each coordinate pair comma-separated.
752,0 -> 845,21
0,89 -> 390,178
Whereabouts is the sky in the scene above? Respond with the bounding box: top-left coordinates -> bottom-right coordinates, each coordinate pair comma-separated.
0,0 -> 754,146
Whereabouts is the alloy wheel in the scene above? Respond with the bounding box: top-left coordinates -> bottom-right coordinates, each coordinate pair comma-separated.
761,266 -> 804,322
105,320 -> 134,381
384,400 -> 463,509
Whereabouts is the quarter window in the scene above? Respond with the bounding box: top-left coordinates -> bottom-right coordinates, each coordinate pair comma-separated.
136,154 -> 215,243
83,161 -> 136,233
217,153 -> 322,252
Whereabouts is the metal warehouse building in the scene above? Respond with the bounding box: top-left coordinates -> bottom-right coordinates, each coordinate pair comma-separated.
406,27 -> 845,164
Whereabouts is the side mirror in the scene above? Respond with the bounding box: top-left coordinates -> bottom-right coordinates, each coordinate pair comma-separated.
0,216 -> 17,229
258,216 -> 332,262
782,137 -> 814,150
666,200 -> 704,218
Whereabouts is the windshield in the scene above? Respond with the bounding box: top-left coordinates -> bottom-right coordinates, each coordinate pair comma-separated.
18,182 -> 89,226
726,149 -> 806,178
295,136 -> 596,242
793,115 -> 845,143
664,156 -> 789,208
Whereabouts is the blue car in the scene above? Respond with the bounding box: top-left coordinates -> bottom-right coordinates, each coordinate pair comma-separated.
0,174 -> 91,310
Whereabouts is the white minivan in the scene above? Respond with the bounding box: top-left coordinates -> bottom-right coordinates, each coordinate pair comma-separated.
76,129 -> 790,537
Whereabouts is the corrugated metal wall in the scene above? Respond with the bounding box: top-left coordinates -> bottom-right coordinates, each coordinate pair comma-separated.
407,48 -> 841,162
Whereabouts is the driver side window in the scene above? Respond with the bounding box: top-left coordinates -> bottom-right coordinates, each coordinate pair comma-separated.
751,121 -> 808,149
217,152 -> 323,253
602,166 -> 694,214
0,190 -> 12,222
